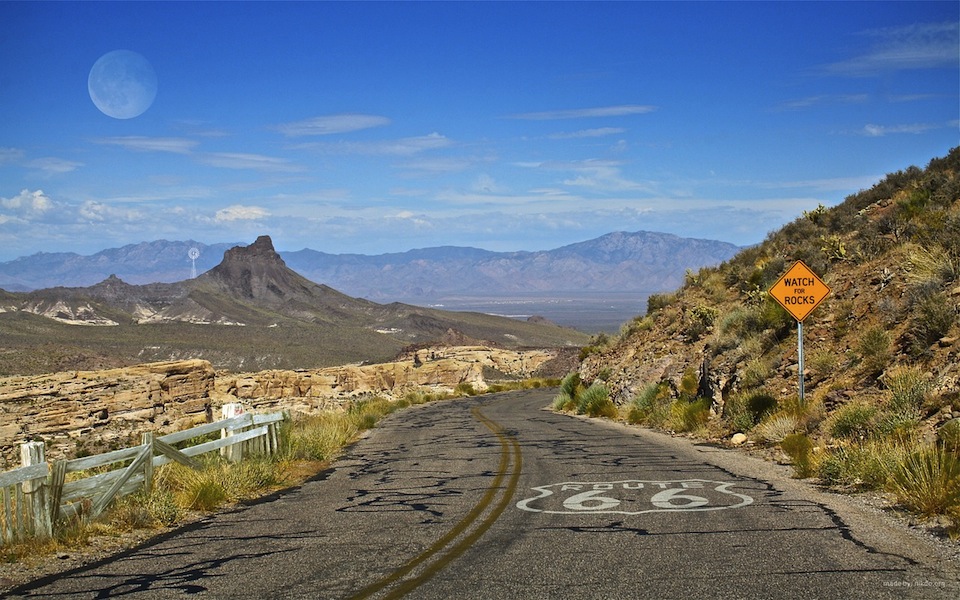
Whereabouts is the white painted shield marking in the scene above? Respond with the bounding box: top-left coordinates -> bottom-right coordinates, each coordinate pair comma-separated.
516,479 -> 753,514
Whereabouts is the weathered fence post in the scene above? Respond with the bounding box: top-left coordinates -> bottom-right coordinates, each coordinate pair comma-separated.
20,442 -> 52,539
141,432 -> 155,495
221,403 -> 244,463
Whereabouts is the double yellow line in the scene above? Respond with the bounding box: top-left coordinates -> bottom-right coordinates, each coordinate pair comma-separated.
349,405 -> 522,599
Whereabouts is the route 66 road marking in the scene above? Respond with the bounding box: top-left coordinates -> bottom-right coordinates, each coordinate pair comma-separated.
516,479 -> 753,515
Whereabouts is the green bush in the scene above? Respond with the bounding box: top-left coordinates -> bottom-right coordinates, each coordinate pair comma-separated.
781,433 -> 815,478
883,366 -> 931,417
577,383 -> 616,418
828,403 -> 878,441
669,398 -> 712,432
554,372 -> 584,410
627,382 -> 671,425
646,293 -> 676,315
888,448 -> 960,516
857,326 -> 891,375
817,442 -> 899,490
909,291 -> 956,354
939,419 -> 960,454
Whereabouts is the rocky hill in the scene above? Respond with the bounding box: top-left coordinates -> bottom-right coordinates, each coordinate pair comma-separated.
0,236 -> 589,375
0,231 -> 740,298
577,148 -> 960,503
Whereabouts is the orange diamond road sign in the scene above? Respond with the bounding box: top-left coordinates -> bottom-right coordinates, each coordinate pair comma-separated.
769,260 -> 831,322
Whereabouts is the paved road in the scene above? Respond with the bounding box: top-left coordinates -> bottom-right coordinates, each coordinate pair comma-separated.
5,389 -> 958,599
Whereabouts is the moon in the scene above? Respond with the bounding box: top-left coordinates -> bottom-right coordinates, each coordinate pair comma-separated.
88,50 -> 157,119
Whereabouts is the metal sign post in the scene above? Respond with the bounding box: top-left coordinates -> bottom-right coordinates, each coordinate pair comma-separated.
769,261 -> 830,405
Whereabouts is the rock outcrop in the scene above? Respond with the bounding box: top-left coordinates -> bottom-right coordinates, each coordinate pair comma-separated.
0,347 -> 558,468
0,360 -> 215,466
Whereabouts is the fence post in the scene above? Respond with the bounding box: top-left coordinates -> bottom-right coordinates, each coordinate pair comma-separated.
221,403 -> 244,463
20,442 -> 52,540
141,432 -> 155,495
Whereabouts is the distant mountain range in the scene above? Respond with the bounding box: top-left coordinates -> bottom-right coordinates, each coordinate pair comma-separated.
0,236 -> 590,375
0,231 -> 740,298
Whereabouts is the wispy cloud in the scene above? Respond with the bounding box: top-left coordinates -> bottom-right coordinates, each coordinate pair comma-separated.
214,205 -> 270,222
774,94 -> 868,111
0,147 -> 25,164
199,152 -> 302,172
96,136 -> 199,154
293,133 -> 453,156
508,104 -> 656,120
547,127 -> 627,140
276,114 -> 391,136
857,122 -> 944,137
819,21 -> 959,76
521,159 -> 657,193
27,157 -> 83,175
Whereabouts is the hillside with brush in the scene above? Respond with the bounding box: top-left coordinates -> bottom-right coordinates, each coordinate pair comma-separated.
572,147 -> 960,531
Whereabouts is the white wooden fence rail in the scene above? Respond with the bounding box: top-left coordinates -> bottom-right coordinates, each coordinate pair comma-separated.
0,406 -> 287,546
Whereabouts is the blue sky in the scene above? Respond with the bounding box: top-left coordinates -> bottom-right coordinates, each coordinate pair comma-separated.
0,1 -> 957,261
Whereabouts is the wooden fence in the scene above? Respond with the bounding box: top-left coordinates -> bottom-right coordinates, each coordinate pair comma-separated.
0,404 -> 286,547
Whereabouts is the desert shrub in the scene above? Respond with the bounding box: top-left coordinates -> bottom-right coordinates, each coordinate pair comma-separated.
627,382 -> 671,425
280,412 -> 359,462
883,366 -> 931,417
620,315 -> 654,338
827,402 -> 878,441
554,372 -> 584,410
908,291 -> 956,354
745,391 -> 778,422
576,383 -> 616,418
939,419 -> 960,455
454,382 -> 478,397
817,441 -> 901,490
888,448 -> 960,516
347,397 -> 396,430
107,489 -> 182,531
646,293 -> 676,315
781,433 -> 815,478
740,357 -> 773,389
669,398 -> 712,432
753,413 -> 799,443
679,367 -> 699,400
685,305 -> 719,341
807,350 -> 838,379
724,390 -> 778,431
857,326 -> 892,375
903,243 -> 959,287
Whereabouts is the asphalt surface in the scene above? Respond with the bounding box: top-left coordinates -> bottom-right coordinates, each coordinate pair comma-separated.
4,389 -> 958,599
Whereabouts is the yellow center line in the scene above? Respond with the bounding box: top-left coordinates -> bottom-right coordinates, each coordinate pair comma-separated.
348,404 -> 522,600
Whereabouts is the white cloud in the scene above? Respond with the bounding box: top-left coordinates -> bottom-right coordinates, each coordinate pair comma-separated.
96,136 -> 198,154
78,200 -> 142,223
200,153 -> 302,172
214,205 -> 270,222
276,114 -> 391,136
508,104 -> 656,120
859,122 -> 942,137
1,189 -> 53,215
547,127 -> 627,140
820,21 -> 960,76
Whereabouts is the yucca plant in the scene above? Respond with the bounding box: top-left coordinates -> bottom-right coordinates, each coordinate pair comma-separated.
576,383 -> 616,418
888,448 -> 960,517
